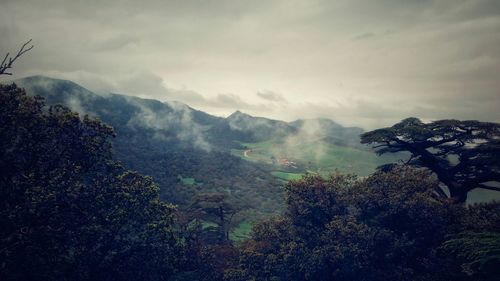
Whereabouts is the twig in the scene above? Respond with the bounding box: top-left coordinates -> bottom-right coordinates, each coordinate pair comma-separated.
0,39 -> 34,75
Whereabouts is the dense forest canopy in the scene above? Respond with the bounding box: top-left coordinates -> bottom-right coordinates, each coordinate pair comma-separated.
226,169 -> 500,281
0,84 -> 184,280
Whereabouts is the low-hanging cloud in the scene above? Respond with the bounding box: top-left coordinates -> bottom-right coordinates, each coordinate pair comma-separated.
256,90 -> 287,103
125,95 -> 212,151
1,0 -> 499,129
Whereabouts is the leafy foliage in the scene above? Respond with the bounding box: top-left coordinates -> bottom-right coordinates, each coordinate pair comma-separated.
442,232 -> 500,280
227,167 -> 498,281
2,79 -> 499,281
14,76 -> 286,221
189,192 -> 245,243
0,84 -> 182,281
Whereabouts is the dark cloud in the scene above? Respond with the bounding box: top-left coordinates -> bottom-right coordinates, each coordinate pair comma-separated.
94,35 -> 140,52
0,0 -> 499,128
353,32 -> 374,40
256,91 -> 287,103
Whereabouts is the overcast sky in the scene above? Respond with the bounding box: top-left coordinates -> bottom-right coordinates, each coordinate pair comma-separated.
1,0 -> 499,129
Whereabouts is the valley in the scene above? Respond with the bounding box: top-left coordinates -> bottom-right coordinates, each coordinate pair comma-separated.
2,3 -> 499,279
6,76 -> 413,241
232,137 -> 404,178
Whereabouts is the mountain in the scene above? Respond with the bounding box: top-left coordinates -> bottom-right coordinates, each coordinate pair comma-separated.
12,76 -> 286,220
15,75 -> 224,151
13,76 -> 372,151
225,110 -> 297,142
8,76 -> 403,224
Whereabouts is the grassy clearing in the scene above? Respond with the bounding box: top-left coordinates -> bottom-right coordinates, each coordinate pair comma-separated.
230,221 -> 253,242
271,171 -> 303,181
201,221 -> 218,230
233,138 -> 404,176
467,188 -> 500,204
178,175 -> 200,186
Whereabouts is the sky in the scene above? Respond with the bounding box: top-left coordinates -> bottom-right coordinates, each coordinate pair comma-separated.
1,0 -> 499,129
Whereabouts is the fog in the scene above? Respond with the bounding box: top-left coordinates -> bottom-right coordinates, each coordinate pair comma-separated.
1,0 -> 499,129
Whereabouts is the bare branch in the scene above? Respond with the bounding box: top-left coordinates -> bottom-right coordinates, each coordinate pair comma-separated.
0,39 -> 34,76
1,52 -> 9,68
403,154 -> 416,165
476,183 -> 500,192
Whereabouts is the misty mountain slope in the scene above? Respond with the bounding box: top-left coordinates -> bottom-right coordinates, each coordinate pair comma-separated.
9,75 -> 406,218
229,117 -> 404,177
12,76 -> 286,219
290,118 -> 366,148
224,110 -> 297,142
13,76 -> 379,152
232,136 -> 403,177
14,75 -> 223,151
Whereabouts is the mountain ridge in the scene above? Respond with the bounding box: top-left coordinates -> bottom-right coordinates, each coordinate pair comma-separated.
10,75 -> 365,148
3,75 -> 406,224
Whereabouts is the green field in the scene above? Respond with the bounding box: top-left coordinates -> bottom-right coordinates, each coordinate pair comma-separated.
178,175 -> 200,186
271,171 -> 303,181
233,138 -> 404,176
201,221 -> 218,229
230,221 -> 253,242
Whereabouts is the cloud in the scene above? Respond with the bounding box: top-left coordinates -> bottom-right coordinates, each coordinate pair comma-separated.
256,90 -> 287,103
94,34 -> 140,52
352,32 -> 374,41
1,0 -> 499,129
125,95 -> 212,151
93,70 -> 262,115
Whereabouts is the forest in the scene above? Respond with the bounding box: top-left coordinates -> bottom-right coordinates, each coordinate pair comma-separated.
1,41 -> 499,281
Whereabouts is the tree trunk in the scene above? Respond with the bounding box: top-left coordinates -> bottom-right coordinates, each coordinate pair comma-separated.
449,186 -> 467,204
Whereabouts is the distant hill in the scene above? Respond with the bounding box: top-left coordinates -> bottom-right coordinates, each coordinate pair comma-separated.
12,76 -> 286,220
226,110 -> 297,142
8,76 -> 407,221
12,75 -> 377,153
14,75 -> 223,151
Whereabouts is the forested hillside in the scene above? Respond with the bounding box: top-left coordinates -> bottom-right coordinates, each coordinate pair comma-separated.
2,0 -> 500,279
12,76 -> 402,221
2,81 -> 500,281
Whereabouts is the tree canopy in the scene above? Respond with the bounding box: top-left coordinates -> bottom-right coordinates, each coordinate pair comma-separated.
361,117 -> 500,203
189,192 -> 245,243
0,84 -> 182,281
226,168 -> 500,281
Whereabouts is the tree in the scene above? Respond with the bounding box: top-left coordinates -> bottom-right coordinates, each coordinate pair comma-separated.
189,192 -> 244,242
1,39 -> 33,75
0,84 -> 182,281
361,118 -> 500,203
228,168 -> 473,281
442,232 -> 500,281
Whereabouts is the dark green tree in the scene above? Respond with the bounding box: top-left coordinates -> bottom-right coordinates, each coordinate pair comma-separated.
361,118 -> 500,203
0,84 -> 182,281
190,192 -> 244,242
442,232 -> 500,281
227,168 -> 494,281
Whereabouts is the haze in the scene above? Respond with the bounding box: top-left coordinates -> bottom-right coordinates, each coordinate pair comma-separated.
1,0 -> 499,129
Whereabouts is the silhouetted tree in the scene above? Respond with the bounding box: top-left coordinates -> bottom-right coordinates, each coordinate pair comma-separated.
361,118 -> 500,203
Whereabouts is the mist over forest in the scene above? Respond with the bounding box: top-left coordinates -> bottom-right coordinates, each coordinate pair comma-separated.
1,1 -> 500,281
